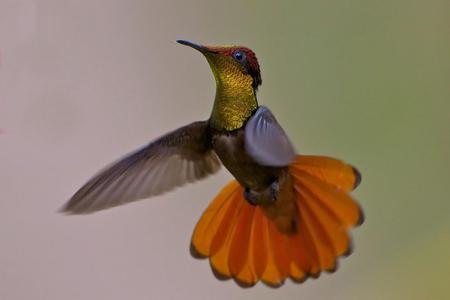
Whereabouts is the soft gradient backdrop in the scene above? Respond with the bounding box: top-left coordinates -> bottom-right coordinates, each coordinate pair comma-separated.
1,1 -> 449,299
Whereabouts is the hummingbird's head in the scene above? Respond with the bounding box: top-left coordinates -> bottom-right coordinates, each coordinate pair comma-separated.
177,40 -> 262,91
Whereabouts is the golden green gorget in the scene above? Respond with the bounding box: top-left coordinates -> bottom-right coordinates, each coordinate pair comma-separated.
206,54 -> 258,131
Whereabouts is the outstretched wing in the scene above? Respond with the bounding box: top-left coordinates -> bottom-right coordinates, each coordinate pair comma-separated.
62,121 -> 221,214
244,106 -> 296,167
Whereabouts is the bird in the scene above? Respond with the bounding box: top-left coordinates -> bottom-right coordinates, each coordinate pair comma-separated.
62,40 -> 364,287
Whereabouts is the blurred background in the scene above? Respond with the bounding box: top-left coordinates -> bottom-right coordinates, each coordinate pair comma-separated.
0,0 -> 449,299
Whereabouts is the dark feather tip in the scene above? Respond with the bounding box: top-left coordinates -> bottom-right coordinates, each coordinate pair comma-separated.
356,205 -> 366,226
343,239 -> 355,257
189,243 -> 207,259
210,264 -> 229,281
325,261 -> 339,274
352,166 -> 362,190
290,274 -> 309,284
233,278 -> 256,289
261,279 -> 285,289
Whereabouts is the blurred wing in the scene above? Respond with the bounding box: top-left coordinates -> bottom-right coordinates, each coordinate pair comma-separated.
63,121 -> 221,214
245,106 -> 296,167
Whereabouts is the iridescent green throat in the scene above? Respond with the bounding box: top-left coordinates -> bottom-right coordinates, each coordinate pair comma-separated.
206,54 -> 258,131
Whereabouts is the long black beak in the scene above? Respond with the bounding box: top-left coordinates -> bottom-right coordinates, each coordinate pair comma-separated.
176,40 -> 215,53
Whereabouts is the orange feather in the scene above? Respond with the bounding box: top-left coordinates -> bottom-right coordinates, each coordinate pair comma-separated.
190,155 -> 363,286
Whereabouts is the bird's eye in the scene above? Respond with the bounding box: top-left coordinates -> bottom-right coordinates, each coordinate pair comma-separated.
233,50 -> 245,61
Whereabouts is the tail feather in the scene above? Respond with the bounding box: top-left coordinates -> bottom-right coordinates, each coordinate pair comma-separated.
291,155 -> 361,192
301,187 -> 350,257
287,223 -> 311,281
191,155 -> 363,287
248,207 -> 267,279
293,171 -> 363,227
231,207 -> 257,286
229,202 -> 254,277
209,191 -> 245,276
299,195 -> 337,272
256,216 -> 286,286
191,181 -> 239,257
264,218 -> 291,285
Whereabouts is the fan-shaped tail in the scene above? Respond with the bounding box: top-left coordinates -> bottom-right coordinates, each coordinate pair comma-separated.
191,155 -> 363,287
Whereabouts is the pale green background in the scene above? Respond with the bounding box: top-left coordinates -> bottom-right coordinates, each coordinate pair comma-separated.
0,1 -> 449,299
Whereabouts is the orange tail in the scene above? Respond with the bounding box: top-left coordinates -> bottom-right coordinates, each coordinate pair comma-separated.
191,155 -> 363,287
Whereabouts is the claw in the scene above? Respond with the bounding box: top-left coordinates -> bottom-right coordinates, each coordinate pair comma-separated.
244,188 -> 258,206
244,179 -> 280,206
270,180 -> 280,201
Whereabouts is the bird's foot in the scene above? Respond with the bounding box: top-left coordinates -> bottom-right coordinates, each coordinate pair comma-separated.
244,179 -> 280,206
244,188 -> 258,206
269,179 -> 280,201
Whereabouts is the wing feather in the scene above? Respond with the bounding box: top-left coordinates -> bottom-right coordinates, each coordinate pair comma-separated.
244,106 -> 296,167
62,121 -> 221,214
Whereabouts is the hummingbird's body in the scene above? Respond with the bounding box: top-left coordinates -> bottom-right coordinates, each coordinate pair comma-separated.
209,127 -> 298,233
211,128 -> 281,193
63,40 -> 363,287
203,44 -> 267,190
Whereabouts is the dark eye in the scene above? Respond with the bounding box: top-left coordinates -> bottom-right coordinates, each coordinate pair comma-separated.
233,50 -> 245,61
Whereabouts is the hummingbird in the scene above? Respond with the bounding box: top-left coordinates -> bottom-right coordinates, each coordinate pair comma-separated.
62,40 -> 363,287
